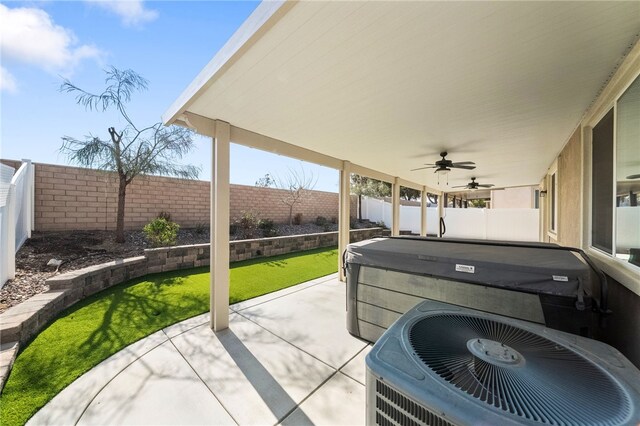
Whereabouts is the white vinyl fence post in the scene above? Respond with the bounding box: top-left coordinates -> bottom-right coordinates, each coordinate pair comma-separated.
22,159 -> 35,235
7,184 -> 16,279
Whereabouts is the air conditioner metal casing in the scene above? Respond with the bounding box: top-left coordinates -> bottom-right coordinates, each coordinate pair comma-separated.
366,300 -> 640,426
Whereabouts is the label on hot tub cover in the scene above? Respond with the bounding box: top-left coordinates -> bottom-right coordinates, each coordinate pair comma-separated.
552,275 -> 569,282
455,264 -> 475,273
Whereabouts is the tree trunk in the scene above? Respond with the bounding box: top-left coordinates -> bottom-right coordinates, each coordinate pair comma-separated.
358,194 -> 362,221
116,176 -> 127,243
288,205 -> 293,225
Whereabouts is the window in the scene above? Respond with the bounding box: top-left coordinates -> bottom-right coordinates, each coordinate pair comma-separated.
615,75 -> 640,264
591,109 -> 614,254
590,75 -> 640,268
547,163 -> 558,236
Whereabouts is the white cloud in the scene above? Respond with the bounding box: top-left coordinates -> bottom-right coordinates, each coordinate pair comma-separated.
0,4 -> 103,77
88,1 -> 158,27
0,66 -> 18,93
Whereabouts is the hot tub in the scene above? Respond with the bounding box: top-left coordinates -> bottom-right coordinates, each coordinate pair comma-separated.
345,237 -> 601,343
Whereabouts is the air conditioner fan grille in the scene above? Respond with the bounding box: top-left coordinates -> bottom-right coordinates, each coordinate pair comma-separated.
408,314 -> 631,426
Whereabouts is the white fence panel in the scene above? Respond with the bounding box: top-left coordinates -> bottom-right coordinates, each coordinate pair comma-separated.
1,160 -> 35,288
361,196 -> 539,242
400,204 -> 421,234
442,208 -> 486,239
616,207 -> 640,252
486,208 -> 539,241
0,163 -> 15,287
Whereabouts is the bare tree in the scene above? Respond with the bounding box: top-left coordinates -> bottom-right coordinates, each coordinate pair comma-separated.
60,67 -> 200,243
274,167 -> 317,225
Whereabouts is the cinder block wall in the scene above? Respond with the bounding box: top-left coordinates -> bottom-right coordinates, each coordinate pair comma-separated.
1,161 -> 356,231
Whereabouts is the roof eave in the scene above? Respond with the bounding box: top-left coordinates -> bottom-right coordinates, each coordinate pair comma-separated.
162,0 -> 294,126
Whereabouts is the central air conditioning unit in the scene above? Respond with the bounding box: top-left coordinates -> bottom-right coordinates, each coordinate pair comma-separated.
366,300 -> 640,426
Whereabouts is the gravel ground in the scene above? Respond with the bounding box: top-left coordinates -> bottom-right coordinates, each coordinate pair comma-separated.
0,221 -> 379,313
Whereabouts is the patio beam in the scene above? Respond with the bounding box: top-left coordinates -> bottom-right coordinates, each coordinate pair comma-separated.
392,178 -> 400,236
230,126 -> 344,170
420,186 -> 427,237
211,120 -> 231,331
338,161 -> 351,281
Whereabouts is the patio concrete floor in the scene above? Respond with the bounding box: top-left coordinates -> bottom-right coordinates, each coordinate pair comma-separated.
28,273 -> 372,426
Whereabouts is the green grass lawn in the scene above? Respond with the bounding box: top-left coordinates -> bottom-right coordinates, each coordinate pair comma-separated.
0,247 -> 338,426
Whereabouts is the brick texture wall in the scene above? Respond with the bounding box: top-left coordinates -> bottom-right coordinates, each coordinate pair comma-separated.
1,161 -> 356,231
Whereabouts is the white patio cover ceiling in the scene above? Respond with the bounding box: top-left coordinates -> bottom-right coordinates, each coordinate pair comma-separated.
164,1 -> 640,190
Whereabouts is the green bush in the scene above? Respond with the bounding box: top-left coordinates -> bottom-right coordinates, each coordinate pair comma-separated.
234,211 -> 260,239
293,213 -> 303,225
258,218 -> 278,237
143,217 -> 179,246
315,216 -> 328,226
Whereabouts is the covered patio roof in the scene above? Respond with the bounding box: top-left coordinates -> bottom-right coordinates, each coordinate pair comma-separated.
162,1 -> 640,331
164,1 -> 639,190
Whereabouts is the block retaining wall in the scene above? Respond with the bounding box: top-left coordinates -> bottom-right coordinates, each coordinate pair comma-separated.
0,227 -> 387,390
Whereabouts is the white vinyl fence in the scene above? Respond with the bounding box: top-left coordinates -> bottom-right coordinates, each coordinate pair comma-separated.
1,160 -> 35,288
360,196 -> 539,242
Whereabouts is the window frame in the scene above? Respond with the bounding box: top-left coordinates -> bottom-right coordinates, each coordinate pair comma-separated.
546,161 -> 558,239
584,70 -> 640,284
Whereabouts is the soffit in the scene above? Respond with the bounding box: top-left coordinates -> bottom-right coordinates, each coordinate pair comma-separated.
170,1 -> 640,190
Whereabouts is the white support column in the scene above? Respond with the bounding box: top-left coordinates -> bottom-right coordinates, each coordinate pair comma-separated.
22,159 -> 34,236
338,161 -> 351,282
437,192 -> 444,238
420,185 -> 427,237
210,121 -> 231,331
392,178 -> 400,236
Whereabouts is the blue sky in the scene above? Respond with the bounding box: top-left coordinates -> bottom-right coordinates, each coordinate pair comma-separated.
0,1 -> 339,192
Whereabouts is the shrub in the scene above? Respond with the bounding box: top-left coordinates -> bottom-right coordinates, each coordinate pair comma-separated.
376,221 -> 387,229
194,222 -> 208,235
350,217 -> 358,229
315,216 -> 328,226
234,211 -> 260,239
157,211 -> 172,221
330,216 -> 338,224
143,217 -> 179,247
258,218 -> 278,237
293,213 -> 303,225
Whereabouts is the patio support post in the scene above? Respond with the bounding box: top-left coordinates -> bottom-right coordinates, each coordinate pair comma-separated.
338,161 -> 351,281
420,186 -> 427,237
210,120 -> 231,331
437,192 -> 444,238
392,178 -> 400,236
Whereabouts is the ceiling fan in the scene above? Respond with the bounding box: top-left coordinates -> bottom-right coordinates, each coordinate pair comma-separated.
452,177 -> 494,190
411,151 -> 476,173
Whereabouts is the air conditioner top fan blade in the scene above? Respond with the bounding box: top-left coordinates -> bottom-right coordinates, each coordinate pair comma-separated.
627,173 -> 640,179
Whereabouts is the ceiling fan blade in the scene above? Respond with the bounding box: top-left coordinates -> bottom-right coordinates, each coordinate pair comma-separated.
450,164 -> 476,170
627,174 -> 640,179
410,166 -> 436,171
451,185 -> 467,188
478,184 -> 495,188
451,161 -> 476,165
